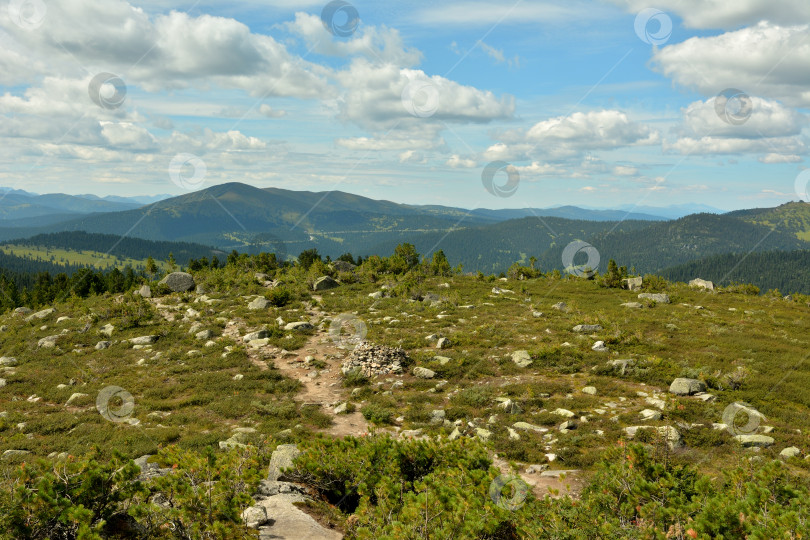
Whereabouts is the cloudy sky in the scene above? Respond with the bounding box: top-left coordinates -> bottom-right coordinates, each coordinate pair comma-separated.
0,0 -> 808,210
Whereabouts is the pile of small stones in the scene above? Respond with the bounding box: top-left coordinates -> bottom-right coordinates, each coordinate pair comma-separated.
341,341 -> 409,377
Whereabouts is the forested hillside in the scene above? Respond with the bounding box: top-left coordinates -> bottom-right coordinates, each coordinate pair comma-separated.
661,250 -> 810,294
5,232 -> 218,263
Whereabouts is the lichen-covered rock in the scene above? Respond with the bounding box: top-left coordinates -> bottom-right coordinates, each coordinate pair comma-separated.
129,335 -> 159,345
622,277 -> 643,291
412,367 -> 436,379
26,308 -> 55,322
136,285 -> 152,298
668,378 -> 706,396
284,322 -> 313,331
267,444 -> 301,481
512,350 -> 532,368
573,324 -> 602,333
248,297 -> 270,310
689,278 -> 714,291
735,434 -> 774,448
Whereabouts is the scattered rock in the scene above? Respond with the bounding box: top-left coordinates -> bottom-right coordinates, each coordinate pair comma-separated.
553,408 -> 575,418
37,335 -> 60,349
513,422 -> 548,433
689,278 -> 714,291
430,409 -> 446,424
512,350 -> 532,368
622,277 -> 643,291
2,449 -> 31,459
552,302 -> 568,312
248,297 -> 270,310
313,276 -> 339,291
333,402 -> 348,414
284,322 -> 313,331
621,302 -> 643,309
573,324 -> 602,333
159,272 -> 196,293
26,308 -> 55,322
13,307 -> 33,317
638,293 -> 670,304
0,357 -> 18,367
780,446 -> 801,458
243,330 -> 270,342
475,427 -> 492,441
195,330 -> 215,340
436,337 -> 450,349
65,393 -> 88,406
412,367 -> 436,379
99,324 -> 115,337
559,420 -> 577,432
242,505 -> 270,529
495,398 -> 521,414
136,285 -> 152,298
581,386 -> 597,395
129,335 -> 159,345
668,378 -> 706,396
591,341 -> 608,352
735,434 -> 774,448
639,409 -> 663,421
267,444 -> 301,481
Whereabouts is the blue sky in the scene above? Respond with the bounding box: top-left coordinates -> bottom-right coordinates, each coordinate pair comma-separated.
0,0 -> 809,211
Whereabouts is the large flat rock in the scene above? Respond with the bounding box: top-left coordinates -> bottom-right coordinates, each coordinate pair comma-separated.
255,495 -> 342,540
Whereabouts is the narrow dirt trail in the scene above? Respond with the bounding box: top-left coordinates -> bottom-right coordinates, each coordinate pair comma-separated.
219,297 -> 370,438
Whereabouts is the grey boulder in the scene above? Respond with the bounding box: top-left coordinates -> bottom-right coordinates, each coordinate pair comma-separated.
313,276 -> 339,291
412,367 -> 436,379
573,324 -> 602,333
284,322 -> 313,332
512,350 -> 532,368
248,297 -> 270,310
668,378 -> 706,396
129,335 -> 159,345
159,272 -> 196,293
267,444 -> 301,481
735,434 -> 774,448
689,278 -> 714,291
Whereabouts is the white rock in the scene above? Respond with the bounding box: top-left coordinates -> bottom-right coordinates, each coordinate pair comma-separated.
780,446 -> 801,458
65,393 -> 88,406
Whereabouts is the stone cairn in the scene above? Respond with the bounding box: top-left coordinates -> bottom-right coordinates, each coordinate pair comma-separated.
341,341 -> 409,377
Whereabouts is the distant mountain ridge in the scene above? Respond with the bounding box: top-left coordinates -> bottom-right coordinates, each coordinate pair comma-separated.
0,183 -> 806,280
0,189 -> 143,223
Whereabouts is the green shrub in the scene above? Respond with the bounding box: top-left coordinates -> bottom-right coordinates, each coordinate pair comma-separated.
361,403 -> 395,425
267,287 -> 292,307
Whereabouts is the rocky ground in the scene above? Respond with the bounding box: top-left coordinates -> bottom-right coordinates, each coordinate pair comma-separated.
1,269 -> 809,537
